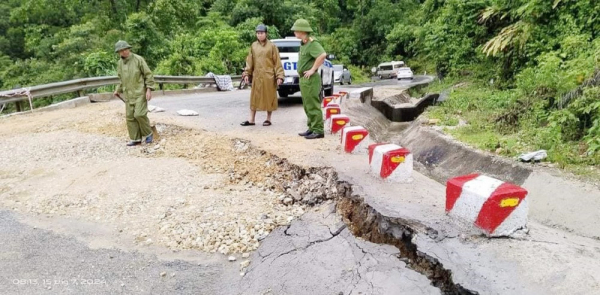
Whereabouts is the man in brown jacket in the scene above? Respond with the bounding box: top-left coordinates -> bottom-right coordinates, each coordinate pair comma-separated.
241,24 -> 285,126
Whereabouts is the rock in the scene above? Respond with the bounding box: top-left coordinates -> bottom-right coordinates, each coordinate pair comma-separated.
240,260 -> 250,268
177,109 -> 199,116
228,256 -> 237,262
283,197 -> 293,205
148,105 -> 165,113
428,118 -> 441,125
160,272 -> 167,277
242,253 -> 250,258
289,190 -> 302,201
310,174 -> 325,182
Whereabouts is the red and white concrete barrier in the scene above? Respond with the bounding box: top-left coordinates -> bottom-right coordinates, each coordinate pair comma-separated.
341,126 -> 369,154
324,103 -> 341,121
446,174 -> 529,237
368,144 -> 413,182
322,96 -> 335,108
327,114 -> 350,134
331,93 -> 343,104
338,91 -> 349,100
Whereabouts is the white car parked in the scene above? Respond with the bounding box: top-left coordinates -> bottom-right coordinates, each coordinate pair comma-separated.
333,64 -> 352,85
397,67 -> 414,80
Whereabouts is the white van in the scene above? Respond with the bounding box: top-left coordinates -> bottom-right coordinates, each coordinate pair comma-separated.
271,37 -> 335,98
376,61 -> 405,79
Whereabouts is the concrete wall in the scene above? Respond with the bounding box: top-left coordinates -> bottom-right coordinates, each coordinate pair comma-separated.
371,94 -> 439,122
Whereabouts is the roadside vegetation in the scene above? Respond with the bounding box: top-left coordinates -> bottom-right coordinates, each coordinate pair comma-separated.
0,0 -> 598,173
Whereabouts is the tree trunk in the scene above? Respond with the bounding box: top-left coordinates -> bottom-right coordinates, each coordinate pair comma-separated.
136,0 -> 141,12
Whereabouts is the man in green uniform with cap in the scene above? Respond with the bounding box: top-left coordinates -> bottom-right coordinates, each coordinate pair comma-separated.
113,40 -> 156,146
292,19 -> 327,139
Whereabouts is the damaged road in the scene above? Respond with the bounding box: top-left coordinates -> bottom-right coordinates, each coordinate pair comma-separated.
240,203 -> 441,295
2,88 -> 600,295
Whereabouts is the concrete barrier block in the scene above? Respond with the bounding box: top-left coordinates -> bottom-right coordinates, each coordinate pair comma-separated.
369,144 -> 413,182
327,114 -> 350,135
324,103 -> 341,121
341,126 -> 369,154
331,93 -> 343,105
338,91 -> 349,100
446,174 -> 529,237
322,96 -> 336,108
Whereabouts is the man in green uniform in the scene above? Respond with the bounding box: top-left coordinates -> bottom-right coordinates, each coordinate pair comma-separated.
292,19 -> 327,139
113,40 -> 156,146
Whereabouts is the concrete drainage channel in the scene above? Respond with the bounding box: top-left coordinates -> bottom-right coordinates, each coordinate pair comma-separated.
234,139 -> 478,294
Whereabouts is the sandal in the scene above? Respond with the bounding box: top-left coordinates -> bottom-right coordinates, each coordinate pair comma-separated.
240,121 -> 255,126
263,120 -> 272,126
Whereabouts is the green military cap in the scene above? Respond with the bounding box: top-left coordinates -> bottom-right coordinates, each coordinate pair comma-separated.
114,40 -> 132,53
256,24 -> 268,32
291,19 -> 313,33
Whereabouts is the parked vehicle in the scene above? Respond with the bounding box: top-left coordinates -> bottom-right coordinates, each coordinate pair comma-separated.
333,64 -> 352,85
376,61 -> 405,79
397,67 -> 414,80
271,37 -> 335,98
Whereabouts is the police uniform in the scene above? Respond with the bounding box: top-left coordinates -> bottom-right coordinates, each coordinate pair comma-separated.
292,19 -> 326,138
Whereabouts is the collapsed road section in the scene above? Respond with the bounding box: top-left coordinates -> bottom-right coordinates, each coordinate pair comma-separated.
0,107 -> 474,294
235,141 -> 478,295
2,99 -> 600,295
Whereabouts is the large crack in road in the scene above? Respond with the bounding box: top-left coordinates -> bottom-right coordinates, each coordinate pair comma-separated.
223,136 -> 478,294
0,105 -> 483,294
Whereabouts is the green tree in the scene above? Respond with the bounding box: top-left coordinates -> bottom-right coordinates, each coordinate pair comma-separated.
124,12 -> 166,68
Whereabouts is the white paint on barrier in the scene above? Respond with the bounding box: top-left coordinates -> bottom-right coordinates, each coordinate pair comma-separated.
327,114 -> 350,135
493,197 -> 529,236
386,153 -> 413,183
369,144 -> 413,182
451,175 -> 504,224
341,126 -> 370,154
370,144 -> 399,176
446,174 -> 529,237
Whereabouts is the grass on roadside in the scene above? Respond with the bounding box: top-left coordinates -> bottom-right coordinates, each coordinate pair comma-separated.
422,80 -> 600,180
346,65 -> 372,84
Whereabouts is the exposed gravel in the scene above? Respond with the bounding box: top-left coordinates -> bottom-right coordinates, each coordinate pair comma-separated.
0,104 -> 341,255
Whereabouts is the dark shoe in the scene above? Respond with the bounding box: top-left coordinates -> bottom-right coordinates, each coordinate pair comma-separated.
127,141 -> 141,147
241,121 -> 255,126
145,134 -> 153,144
263,120 -> 272,126
298,130 -> 312,136
305,133 -> 324,139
